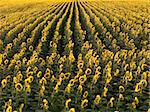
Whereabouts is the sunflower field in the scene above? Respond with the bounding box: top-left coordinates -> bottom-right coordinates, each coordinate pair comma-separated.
0,0 -> 149,111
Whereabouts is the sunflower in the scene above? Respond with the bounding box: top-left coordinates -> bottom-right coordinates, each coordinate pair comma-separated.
13,77 -> 19,84
40,60 -> 46,66
59,64 -> 63,72
29,45 -> 34,52
114,69 -> 119,76
48,57 -> 54,64
119,86 -> 125,93
103,87 -> 108,97
4,99 -> 12,109
19,103 -> 24,112
124,64 -> 129,71
39,77 -> 47,85
38,58 -> 43,63
33,66 -> 38,74
14,65 -> 19,70
41,36 -> 46,42
37,71 -> 42,78
107,97 -> 115,107
6,106 -> 12,112
53,42 -> 57,48
79,75 -> 87,84
96,66 -> 101,72
44,73 -> 51,79
69,79 -> 75,86
135,83 -> 142,92
124,71 -> 133,82
85,68 -> 92,76
17,73 -> 23,81
6,75 -> 11,81
25,85 -> 31,94
69,108 -> 75,112
140,79 -> 147,88
4,59 -> 9,65
77,84 -> 83,93
60,73 -> 66,80
43,99 -> 49,110
134,97 -> 139,105
57,77 -> 62,86
40,87 -> 45,96
51,75 -> 57,83
106,73 -> 112,84
27,38 -> 31,44
3,53 -> 7,59
68,50 -> 75,63
25,78 -> 30,85
16,60 -> 21,66
45,68 -> 51,74
51,52 -> 57,59
132,102 -> 136,109
54,84 -> 59,93
119,94 -> 124,100
28,76 -> 34,83
22,57 -> 27,64
93,74 -> 99,84
7,43 -> 12,49
65,84 -> 71,93
95,71 -> 101,76
94,95 -> 101,105
141,63 -> 147,70
15,83 -> 23,92
83,91 -> 88,99
1,79 -> 7,88
77,62 -> 84,69
49,41 -> 53,47
81,99 -> 88,108
65,98 -> 71,108
74,73 -> 80,80
26,66 -> 32,73
26,71 -> 33,78
141,72 -> 147,80
78,53 -> 83,60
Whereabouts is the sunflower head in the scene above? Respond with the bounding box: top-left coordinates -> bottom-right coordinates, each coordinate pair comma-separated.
15,83 -> 23,92
81,99 -> 88,109
37,71 -> 42,78
77,84 -> 83,93
6,105 -> 12,112
43,99 -> 49,110
28,76 -> 34,83
85,68 -> 92,76
119,94 -> 124,100
4,59 -> 9,65
77,62 -> 84,69
79,75 -> 87,84
29,45 -> 33,52
69,79 -> 75,86
1,79 -> 7,88
65,98 -> 71,108
119,86 -> 125,93
94,95 -> 101,105
40,77 -> 47,85
44,73 -> 51,79
69,108 -> 75,112
103,87 -> 108,97
83,91 -> 88,99
135,83 -> 142,92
